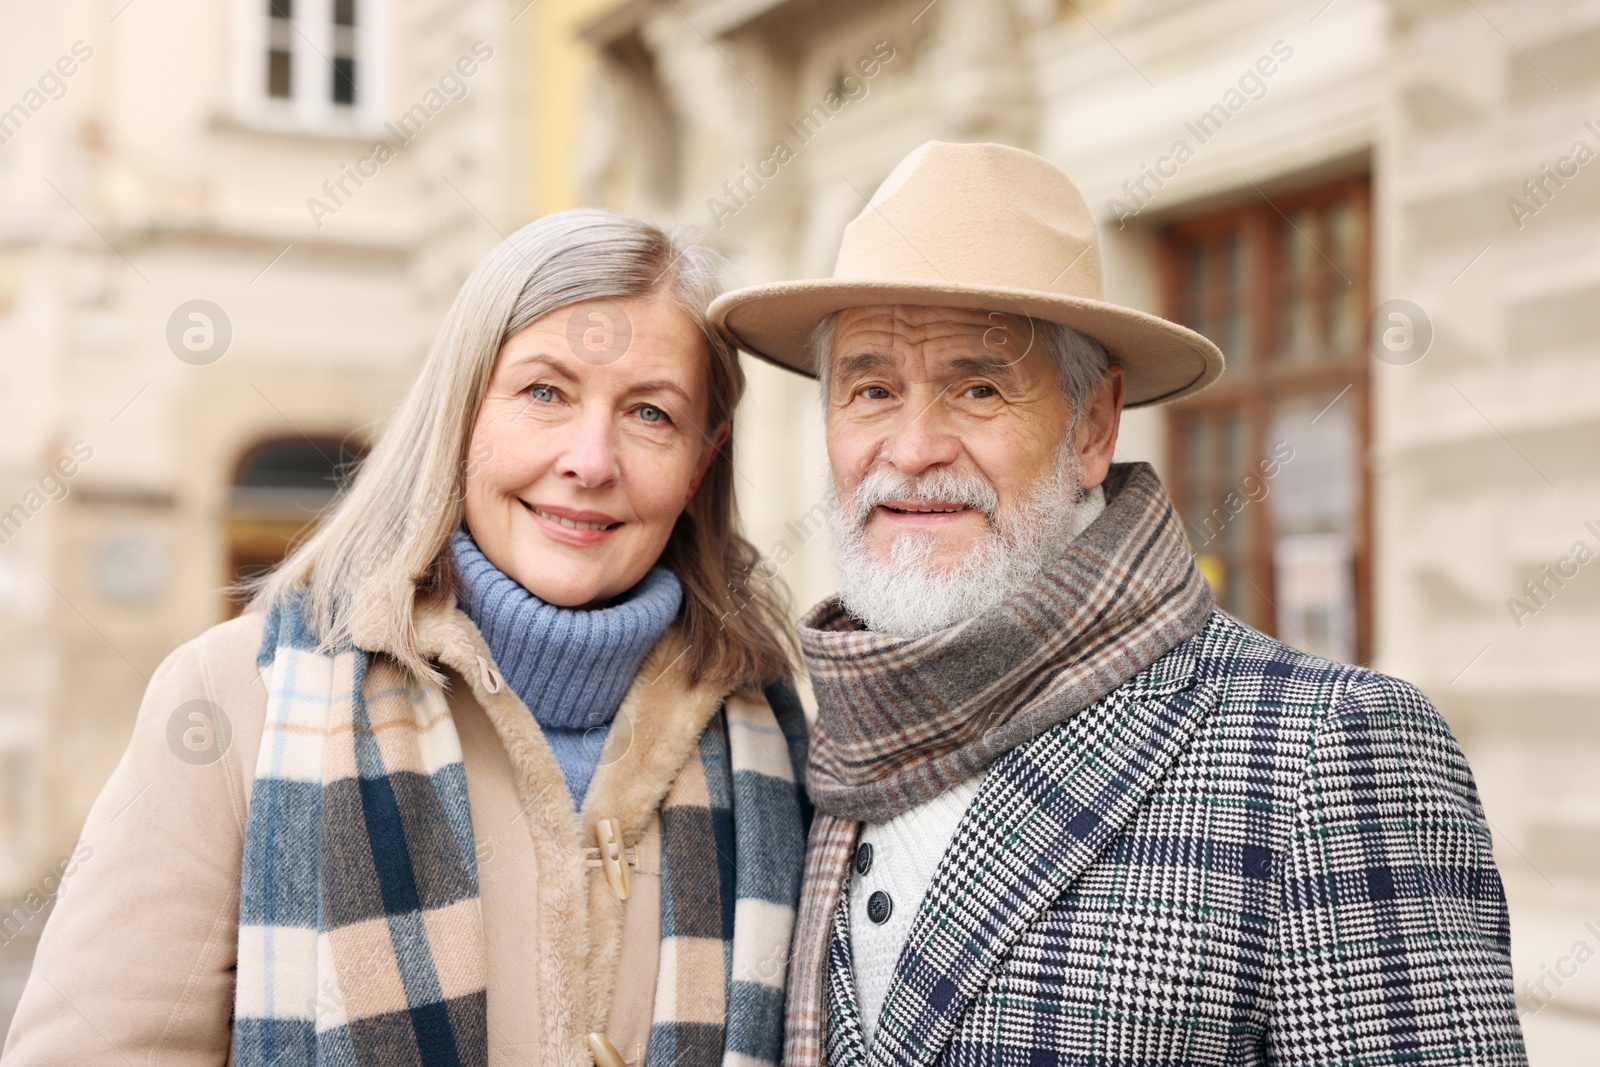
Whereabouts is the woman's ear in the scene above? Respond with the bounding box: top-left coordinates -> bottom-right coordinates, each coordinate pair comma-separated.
690,422 -> 731,496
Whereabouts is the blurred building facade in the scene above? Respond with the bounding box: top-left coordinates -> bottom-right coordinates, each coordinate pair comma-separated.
570,0 -> 1600,1054
0,0 -> 533,1014
2,0 -> 1599,1058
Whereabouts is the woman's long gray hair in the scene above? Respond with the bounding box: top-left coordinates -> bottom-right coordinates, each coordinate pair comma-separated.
247,208 -> 794,688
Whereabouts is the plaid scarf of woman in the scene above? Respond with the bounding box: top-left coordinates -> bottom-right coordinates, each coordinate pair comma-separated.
235,598 -> 806,1067
784,462 -> 1215,1067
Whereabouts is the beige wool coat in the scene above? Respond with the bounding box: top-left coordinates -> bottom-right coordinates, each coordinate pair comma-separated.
3,598 -> 737,1066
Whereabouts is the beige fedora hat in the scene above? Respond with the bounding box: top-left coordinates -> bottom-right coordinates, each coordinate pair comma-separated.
708,141 -> 1223,407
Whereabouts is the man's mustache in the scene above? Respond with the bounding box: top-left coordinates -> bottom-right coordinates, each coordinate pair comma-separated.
849,466 -> 1000,526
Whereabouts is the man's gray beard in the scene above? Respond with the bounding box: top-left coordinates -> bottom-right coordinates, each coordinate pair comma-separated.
826,446 -> 1103,638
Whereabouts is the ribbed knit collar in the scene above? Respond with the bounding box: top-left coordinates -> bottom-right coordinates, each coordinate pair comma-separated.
449,529 -> 683,731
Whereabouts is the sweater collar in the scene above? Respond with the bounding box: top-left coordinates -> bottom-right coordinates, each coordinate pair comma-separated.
449,529 -> 683,731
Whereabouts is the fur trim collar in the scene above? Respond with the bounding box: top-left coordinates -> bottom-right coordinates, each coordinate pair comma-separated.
411,598 -> 729,1061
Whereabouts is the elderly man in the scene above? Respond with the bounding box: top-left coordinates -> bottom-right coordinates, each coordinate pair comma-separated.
711,142 -> 1524,1065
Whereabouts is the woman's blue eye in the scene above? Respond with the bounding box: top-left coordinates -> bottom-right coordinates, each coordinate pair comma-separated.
529,384 -> 556,402
639,405 -> 666,423
862,386 -> 890,400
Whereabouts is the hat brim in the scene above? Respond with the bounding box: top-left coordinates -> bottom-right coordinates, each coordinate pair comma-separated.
708,279 -> 1224,407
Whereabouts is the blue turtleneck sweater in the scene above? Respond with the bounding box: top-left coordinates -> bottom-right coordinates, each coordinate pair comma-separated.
449,530 -> 683,807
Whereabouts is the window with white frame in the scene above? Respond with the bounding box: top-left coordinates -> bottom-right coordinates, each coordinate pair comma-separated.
241,0 -> 384,128
267,1 -> 293,98
331,0 -> 358,105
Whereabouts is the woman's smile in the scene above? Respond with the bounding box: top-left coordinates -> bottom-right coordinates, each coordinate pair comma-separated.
521,499 -> 625,547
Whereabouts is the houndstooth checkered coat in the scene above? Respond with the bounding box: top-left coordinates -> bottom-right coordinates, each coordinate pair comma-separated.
825,611 -> 1526,1066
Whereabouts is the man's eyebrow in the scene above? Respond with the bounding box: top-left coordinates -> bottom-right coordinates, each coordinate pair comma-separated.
944,352 -> 1028,381
833,351 -> 895,381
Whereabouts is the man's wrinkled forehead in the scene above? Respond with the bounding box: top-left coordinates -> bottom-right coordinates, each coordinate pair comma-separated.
833,304 -> 1030,347
829,305 -> 1034,378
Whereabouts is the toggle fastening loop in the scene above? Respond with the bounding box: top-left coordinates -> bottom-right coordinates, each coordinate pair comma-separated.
594,817 -> 630,900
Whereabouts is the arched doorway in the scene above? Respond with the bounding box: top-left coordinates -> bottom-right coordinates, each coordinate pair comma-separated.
226,436 -> 366,615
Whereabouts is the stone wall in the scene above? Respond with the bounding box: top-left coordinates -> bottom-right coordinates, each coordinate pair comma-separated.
0,0 -> 531,903
1383,0 -> 1600,1047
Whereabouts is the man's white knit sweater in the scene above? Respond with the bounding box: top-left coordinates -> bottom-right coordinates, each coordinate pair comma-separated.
847,775 -> 984,1048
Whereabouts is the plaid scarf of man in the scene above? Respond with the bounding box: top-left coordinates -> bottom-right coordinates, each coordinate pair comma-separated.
784,462 -> 1215,1067
235,597 -> 806,1067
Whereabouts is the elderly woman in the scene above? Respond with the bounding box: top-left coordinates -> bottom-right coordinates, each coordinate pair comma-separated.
4,211 -> 808,1067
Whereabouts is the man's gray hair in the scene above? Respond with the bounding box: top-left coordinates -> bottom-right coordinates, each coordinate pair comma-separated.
811,310 -> 1114,424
